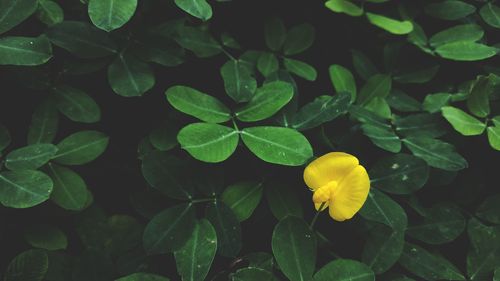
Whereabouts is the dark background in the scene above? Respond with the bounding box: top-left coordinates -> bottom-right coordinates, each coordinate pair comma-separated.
1,0 -> 499,279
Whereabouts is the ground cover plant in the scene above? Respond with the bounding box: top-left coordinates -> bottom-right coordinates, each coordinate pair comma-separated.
1,0 -> 500,280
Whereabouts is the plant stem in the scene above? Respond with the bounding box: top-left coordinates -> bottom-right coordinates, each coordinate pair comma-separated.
191,198 -> 216,204
309,202 -> 326,229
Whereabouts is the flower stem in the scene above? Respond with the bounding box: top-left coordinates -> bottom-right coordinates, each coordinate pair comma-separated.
309,202 -> 326,229
191,198 -> 216,204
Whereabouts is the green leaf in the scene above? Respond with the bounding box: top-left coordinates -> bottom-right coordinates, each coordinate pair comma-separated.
236,81 -> 294,122
399,242 -> 465,281
0,36 -> 52,66
394,113 -> 446,138
425,0 -> 476,20
480,3 -> 500,29
257,52 -> 279,77
423,93 -> 452,113
314,259 -> 375,281
272,216 -> 316,281
71,249 -> 113,281
27,100 -> 59,145
37,0 -> 64,26
359,189 -> 408,231
141,151 -> 194,200
5,144 -> 57,171
177,123 -> 239,163
88,0 -> 137,31
220,59 -> 257,102
166,85 -> 231,123
487,125 -> 500,150
283,58 -> 317,81
52,85 -> 101,123
441,106 -> 486,136
366,13 -> 413,35
0,123 -> 11,152
4,249 -> 48,281
351,50 -> 379,80
265,18 -> 286,51
402,137 -> 468,171
265,181 -> 304,220
370,154 -> 429,195
291,93 -> 350,131
362,225 -> 404,274
222,181 -> 263,221
360,124 -> 401,153
467,218 -> 500,281
46,21 -> 117,58
143,203 -> 196,254
54,131 -> 109,165
324,0 -> 363,17
116,273 -> 170,281
174,219 -> 217,281
205,201 -> 242,257
175,26 -> 221,58
241,126 -> 313,166
393,65 -> 440,84
407,203 -> 465,245
387,90 -> 421,112
0,170 -> 53,208
175,0 -> 212,21
47,163 -> 89,211
108,53 -> 155,97
231,268 -> 278,281
476,194 -> 500,226
283,23 -> 315,55
148,121 -> 178,151
329,64 -> 356,101
429,24 -> 484,47
358,74 -> 392,106
0,0 -> 38,34
435,41 -> 498,61
467,75 -> 494,118
364,97 -> 391,119
24,224 -> 68,250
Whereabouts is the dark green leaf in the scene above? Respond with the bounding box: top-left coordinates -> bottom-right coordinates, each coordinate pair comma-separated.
27,100 -> 59,145
54,131 -> 109,165
0,123 -> 11,152
257,52 -> 279,77
480,3 -> 500,29
53,85 -> 101,123
0,0 -> 38,34
46,21 -> 117,58
435,42 -> 498,61
283,58 -> 317,81
175,26 -> 221,58
360,124 -> 401,153
329,64 -> 356,101
47,163 -> 89,211
467,75 -> 494,118
283,23 -> 315,55
476,194 -> 500,224
177,123 -> 239,163
423,93 -> 452,113
272,216 -> 316,281
231,268 -> 278,281
265,18 -> 286,51
174,219 -> 217,281
37,0 -> 64,26
116,273 -> 170,281
394,113 -> 446,138
265,181 -> 304,220
362,225 -> 404,274
5,144 -> 57,171
222,181 -> 263,221
314,259 -> 375,281
429,24 -> 484,47
175,0 -> 212,21
441,106 -> 486,136
24,224 -> 68,250
0,35 -> 52,66
291,93 -> 350,131
402,137 -> 468,171
467,218 -> 500,281
4,249 -> 48,281
166,85 -> 231,123
351,50 -> 379,80
0,170 -> 53,208
88,0 -> 137,31
220,59 -> 257,102
108,53 -> 155,97
205,201 -> 242,257
359,189 -> 407,231
143,203 -> 196,254
394,65 -> 440,84
425,0 -> 476,20
386,90 -> 421,112
358,74 -> 392,106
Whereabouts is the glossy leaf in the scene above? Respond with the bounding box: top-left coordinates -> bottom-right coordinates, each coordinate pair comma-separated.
166,85 -> 231,123
177,123 -> 239,163
0,170 -> 53,208
220,59 -> 257,102
360,124 -> 401,153
27,100 -> 59,145
362,225 -> 404,274
0,36 -> 52,66
283,23 -> 315,55
291,93 -> 350,131
423,93 -> 452,113
265,18 -> 286,51
480,3 -> 500,29
54,131 -> 109,165
108,53 -> 155,97
5,144 -> 57,171
329,64 -> 356,101
257,52 -> 279,77
283,58 -> 317,81
175,0 -> 212,21
88,0 -> 137,31
402,137 -> 468,171
231,268 -> 277,281
467,75 -> 494,118
265,182 -> 304,220
0,0 -> 38,34
476,194 -> 500,224
429,24 -> 484,47
175,26 -> 221,58
366,13 -> 413,35
441,106 -> 486,136
435,42 -> 498,61
394,113 -> 446,138
314,259 -> 375,281
205,201 -> 242,257
222,181 -> 263,221
37,0 -> 64,26
47,163 -> 89,211
174,219 -> 217,281
467,218 -> 500,281
143,204 -> 196,254
241,126 -> 313,166
324,0 -> 363,17
236,81 -> 294,122
359,189 -> 407,231
425,0 -> 476,20
487,125 -> 500,150
53,85 -> 101,123
358,74 -> 392,105
272,216 -> 316,281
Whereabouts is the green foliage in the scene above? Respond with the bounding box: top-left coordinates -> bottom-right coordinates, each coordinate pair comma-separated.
2,1 -> 500,280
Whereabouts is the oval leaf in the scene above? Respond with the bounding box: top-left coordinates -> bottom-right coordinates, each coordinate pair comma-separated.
0,170 -> 53,208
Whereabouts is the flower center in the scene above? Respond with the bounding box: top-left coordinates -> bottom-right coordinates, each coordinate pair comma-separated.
312,181 -> 338,204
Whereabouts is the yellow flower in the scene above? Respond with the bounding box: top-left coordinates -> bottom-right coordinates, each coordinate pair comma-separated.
303,152 -> 370,221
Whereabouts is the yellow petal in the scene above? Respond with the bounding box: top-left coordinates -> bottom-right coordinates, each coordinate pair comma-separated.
312,181 -> 338,203
303,152 -> 359,191
329,165 -> 370,221
315,201 -> 329,211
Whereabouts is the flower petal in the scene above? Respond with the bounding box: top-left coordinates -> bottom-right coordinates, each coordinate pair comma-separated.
329,165 -> 370,221
303,152 -> 359,191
